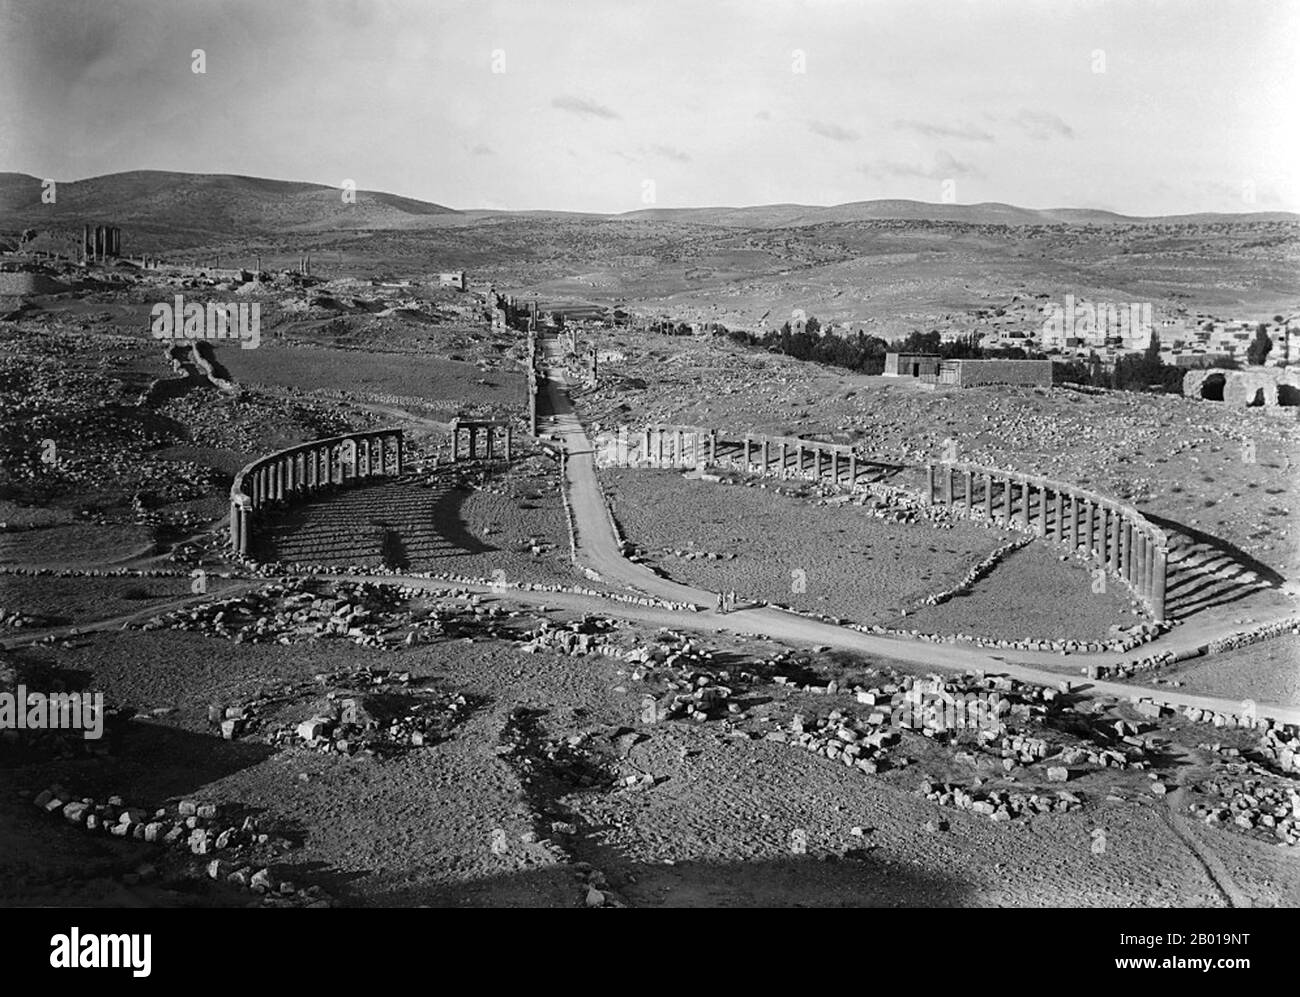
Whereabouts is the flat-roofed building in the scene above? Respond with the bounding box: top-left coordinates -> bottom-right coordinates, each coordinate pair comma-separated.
884,352 -> 941,377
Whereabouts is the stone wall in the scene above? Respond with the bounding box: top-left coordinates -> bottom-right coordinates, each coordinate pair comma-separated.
941,359 -> 1053,388
1183,367 -> 1300,408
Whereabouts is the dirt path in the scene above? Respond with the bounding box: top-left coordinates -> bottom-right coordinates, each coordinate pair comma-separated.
1158,743 -> 1253,908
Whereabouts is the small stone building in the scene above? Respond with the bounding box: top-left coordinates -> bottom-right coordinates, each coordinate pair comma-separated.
437,270 -> 466,291
937,359 -> 1053,388
884,352 -> 941,377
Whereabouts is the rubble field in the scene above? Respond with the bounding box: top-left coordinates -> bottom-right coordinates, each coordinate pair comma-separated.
6,595 -> 1295,907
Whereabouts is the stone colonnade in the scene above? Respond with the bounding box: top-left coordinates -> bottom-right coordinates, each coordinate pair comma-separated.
229,429 -> 404,557
596,425 -> 716,468
450,419 -> 512,461
730,433 -> 860,488
83,224 -> 121,261
594,426 -> 866,489
923,462 -> 1169,621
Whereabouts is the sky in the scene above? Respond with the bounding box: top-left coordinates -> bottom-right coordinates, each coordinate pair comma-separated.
1,0 -> 1297,215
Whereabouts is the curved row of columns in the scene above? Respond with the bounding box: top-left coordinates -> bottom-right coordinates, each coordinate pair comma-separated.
924,462 -> 1169,621
593,425 -> 867,488
595,425 -> 717,468
229,428 -> 404,557
729,433 -> 859,488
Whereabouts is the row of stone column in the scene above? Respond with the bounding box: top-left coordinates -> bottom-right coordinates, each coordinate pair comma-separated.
83,224 -> 121,261
229,430 -> 404,556
924,463 -> 1168,620
451,421 -> 512,461
734,435 -> 860,488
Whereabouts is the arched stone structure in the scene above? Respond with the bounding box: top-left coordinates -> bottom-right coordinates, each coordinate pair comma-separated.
450,418 -> 512,461
229,428 -> 404,557
1183,367 -> 1300,408
924,462 -> 1169,621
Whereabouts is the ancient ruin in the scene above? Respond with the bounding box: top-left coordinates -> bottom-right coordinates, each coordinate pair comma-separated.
449,418 -> 513,461
81,223 -> 122,262
1183,367 -> 1300,408
228,429 -> 404,556
924,462 -> 1169,620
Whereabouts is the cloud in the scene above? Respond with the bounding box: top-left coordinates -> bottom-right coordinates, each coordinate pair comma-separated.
469,143 -> 495,156
647,144 -> 691,163
808,120 -> 859,142
893,119 -> 994,142
1011,109 -> 1074,140
551,95 -> 620,120
755,110 -> 772,121
859,150 -> 983,181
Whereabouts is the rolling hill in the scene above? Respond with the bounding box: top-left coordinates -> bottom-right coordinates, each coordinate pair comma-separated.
2,171 -> 1293,247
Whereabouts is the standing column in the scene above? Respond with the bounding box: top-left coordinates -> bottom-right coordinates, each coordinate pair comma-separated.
1020,481 -> 1031,528
1083,501 -> 1096,556
926,464 -> 935,506
1121,518 -> 1133,584
1144,537 -> 1156,605
963,469 -> 973,512
82,224 -> 89,262
778,441 -> 788,479
505,426 -> 513,461
1067,495 -> 1079,549
392,434 -> 403,474
1106,509 -> 1119,572
849,452 -> 857,489
709,430 -> 717,465
830,449 -> 839,485
984,473 -> 994,519
675,429 -> 684,467
358,440 -> 370,478
1053,490 -> 1064,541
642,428 -> 652,464
230,499 -> 240,551
657,430 -> 665,466
796,442 -> 804,478
1151,547 -> 1168,620
237,502 -> 250,556
943,466 -> 953,504
1002,476 -> 1013,522
285,454 -> 296,494
1141,533 -> 1153,600
1036,485 -> 1047,536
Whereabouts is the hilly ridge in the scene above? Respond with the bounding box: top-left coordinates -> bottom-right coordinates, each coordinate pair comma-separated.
1,171 -> 1294,244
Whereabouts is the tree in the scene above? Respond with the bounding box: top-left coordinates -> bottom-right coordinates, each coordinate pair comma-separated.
1246,325 -> 1273,366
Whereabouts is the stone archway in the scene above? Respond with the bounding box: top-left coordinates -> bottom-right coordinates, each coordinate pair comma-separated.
1198,372 -> 1226,401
